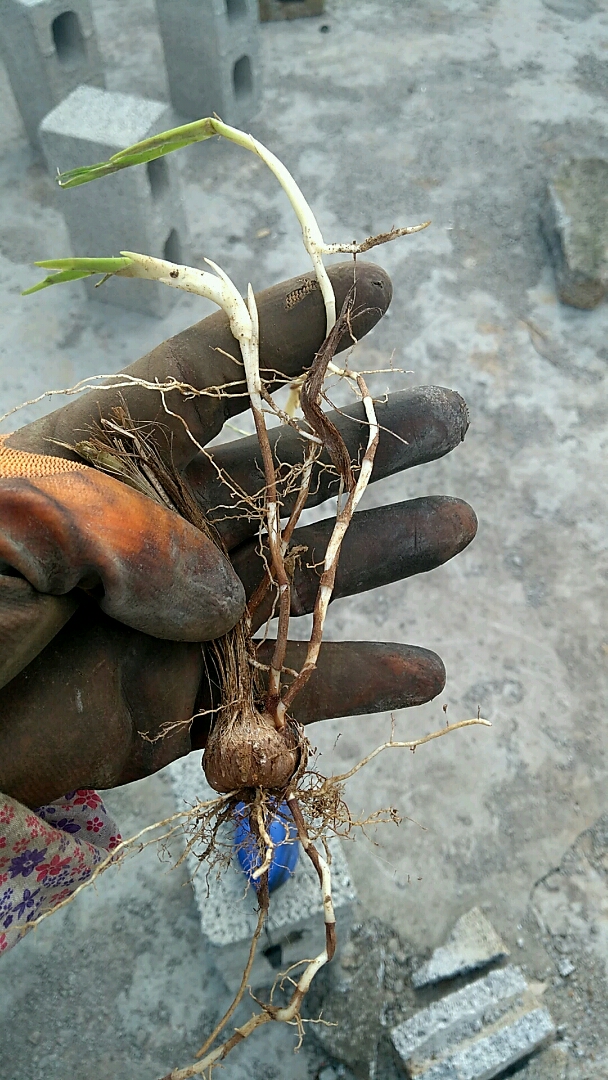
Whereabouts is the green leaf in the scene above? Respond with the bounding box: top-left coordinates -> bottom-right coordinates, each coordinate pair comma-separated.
34,257 -> 132,273
56,118 -> 218,188
23,256 -> 133,295
22,269 -> 97,294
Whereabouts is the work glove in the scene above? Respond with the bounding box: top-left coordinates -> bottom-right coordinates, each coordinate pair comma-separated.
0,262 -> 476,810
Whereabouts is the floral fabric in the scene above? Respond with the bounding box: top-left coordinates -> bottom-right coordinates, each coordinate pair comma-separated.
0,790 -> 121,954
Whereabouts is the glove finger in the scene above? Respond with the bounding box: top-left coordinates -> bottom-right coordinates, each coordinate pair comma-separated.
0,450 -> 245,642
187,386 -> 469,550
0,603 -> 203,808
229,496 -> 477,631
8,262 -> 390,471
191,639 -> 445,746
256,639 -> 445,723
0,575 -> 78,690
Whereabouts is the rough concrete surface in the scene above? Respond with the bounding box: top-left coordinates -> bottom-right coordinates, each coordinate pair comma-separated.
155,0 -> 260,127
304,918 -> 420,1080
1,0 -> 608,1077
0,0 -> 105,152
396,1008 -> 555,1080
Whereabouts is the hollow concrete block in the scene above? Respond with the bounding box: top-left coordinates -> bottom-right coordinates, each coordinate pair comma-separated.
155,0 -> 260,127
168,753 -> 357,993
39,86 -> 188,316
259,0 -> 324,20
0,0 -> 105,152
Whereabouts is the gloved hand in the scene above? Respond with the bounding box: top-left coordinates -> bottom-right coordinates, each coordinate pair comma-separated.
0,263 -> 476,809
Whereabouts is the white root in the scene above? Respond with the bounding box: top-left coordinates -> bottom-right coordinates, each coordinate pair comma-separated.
200,121 -> 430,335
251,795 -> 275,883
21,800 -> 227,936
330,716 -> 492,785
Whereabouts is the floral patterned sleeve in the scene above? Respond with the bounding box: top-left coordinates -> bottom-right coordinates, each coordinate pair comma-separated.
0,790 -> 122,954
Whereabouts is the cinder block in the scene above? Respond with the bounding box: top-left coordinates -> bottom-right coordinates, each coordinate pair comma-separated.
0,0 -> 104,152
39,86 -> 188,317
391,965 -> 555,1079
155,0 -> 260,127
259,0 -> 324,20
169,753 -> 357,992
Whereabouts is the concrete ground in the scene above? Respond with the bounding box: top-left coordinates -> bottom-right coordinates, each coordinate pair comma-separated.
1,0 -> 608,1076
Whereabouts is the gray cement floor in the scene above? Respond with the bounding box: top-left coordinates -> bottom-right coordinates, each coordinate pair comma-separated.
1,0 -> 608,1076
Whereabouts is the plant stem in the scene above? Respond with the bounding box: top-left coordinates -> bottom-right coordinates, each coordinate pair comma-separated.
281,372 -> 379,710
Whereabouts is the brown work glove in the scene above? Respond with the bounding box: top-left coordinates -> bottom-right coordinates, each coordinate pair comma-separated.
0,263 -> 476,809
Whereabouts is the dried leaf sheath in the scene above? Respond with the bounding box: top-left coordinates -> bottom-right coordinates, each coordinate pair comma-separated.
203,620 -> 305,794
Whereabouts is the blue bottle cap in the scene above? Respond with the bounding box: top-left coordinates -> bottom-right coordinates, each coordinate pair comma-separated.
233,800 -> 300,893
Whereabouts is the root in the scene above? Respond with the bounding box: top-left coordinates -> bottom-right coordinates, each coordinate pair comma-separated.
21,801 -> 226,937
194,867 -> 270,1061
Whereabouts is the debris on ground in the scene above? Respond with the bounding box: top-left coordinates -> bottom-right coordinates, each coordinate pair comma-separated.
522,1043 -> 569,1079
309,912 -> 563,1080
259,0 -> 324,19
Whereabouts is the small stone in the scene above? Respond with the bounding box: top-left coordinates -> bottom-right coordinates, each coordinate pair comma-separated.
411,907 -> 509,989
557,957 -> 575,978
540,158 -> 608,310
318,1068 -> 338,1080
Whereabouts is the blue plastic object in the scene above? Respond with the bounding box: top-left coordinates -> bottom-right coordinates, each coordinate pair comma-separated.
233,800 -> 299,893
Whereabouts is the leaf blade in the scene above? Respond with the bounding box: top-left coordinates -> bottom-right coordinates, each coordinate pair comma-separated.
56,118 -> 218,188
34,256 -> 133,273
22,269 -> 96,295
23,256 -> 133,295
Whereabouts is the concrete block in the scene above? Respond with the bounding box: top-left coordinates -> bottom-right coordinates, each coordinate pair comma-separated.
391,966 -> 555,1079
39,86 -> 188,316
0,0 -> 104,152
155,0 -> 260,127
541,158 -> 608,310
259,0 -> 324,21
169,753 -> 357,992
411,907 -> 509,989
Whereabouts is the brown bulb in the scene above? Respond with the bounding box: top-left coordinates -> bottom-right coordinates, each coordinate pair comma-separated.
203,706 -> 302,793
